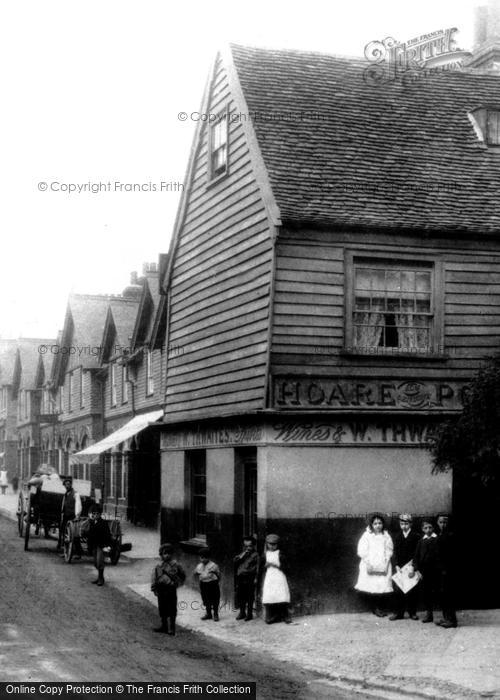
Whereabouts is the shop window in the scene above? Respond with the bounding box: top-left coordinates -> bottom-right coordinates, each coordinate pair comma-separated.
189,450 -> 207,540
209,109 -> 229,180
347,256 -> 441,355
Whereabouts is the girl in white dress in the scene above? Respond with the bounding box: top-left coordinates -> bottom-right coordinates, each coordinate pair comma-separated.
355,514 -> 394,617
260,534 -> 291,624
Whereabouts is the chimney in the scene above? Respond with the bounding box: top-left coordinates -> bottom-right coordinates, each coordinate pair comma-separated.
469,0 -> 500,71
122,270 -> 143,299
142,262 -> 158,274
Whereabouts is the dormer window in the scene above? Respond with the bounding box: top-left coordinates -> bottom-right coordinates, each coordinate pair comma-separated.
469,107 -> 500,146
209,109 -> 229,180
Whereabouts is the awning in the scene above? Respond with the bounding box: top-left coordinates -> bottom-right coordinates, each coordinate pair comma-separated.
70,409 -> 164,465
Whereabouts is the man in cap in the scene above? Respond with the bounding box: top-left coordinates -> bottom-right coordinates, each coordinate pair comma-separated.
390,513 -> 421,620
58,477 -> 82,551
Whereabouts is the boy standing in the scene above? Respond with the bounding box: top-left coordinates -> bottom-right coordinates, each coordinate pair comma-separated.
151,543 -> 186,635
413,518 -> 440,623
436,514 -> 458,628
234,536 -> 259,621
194,547 -> 221,621
81,504 -> 112,586
390,513 -> 421,621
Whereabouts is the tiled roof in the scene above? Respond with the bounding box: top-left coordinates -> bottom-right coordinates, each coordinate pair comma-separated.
231,44 -> 500,234
17,338 -> 54,389
108,298 -> 141,351
66,294 -> 113,369
0,340 -> 18,385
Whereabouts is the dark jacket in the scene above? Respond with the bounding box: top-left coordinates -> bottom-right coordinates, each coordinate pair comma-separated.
151,560 -> 186,592
437,531 -> 456,574
234,550 -> 259,579
61,489 -> 77,519
392,529 -> 421,569
84,518 -> 112,549
413,536 -> 440,573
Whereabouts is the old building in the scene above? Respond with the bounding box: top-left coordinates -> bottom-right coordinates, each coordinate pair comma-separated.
158,41 -> 500,611
0,339 -> 20,481
72,263 -> 167,528
14,338 -> 55,480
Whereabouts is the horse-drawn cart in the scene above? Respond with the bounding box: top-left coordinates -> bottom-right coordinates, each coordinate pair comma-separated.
17,474 -> 124,565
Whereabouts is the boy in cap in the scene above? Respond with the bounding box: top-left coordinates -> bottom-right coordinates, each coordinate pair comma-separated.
390,513 -> 421,621
151,543 -> 186,635
194,547 -> 221,621
259,534 -> 291,624
81,503 -> 112,586
234,535 -> 259,621
413,518 -> 440,622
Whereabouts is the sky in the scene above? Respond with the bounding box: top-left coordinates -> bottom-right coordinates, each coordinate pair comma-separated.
0,0 -> 478,339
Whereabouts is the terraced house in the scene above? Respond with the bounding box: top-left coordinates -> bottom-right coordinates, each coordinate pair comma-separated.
158,38 -> 500,611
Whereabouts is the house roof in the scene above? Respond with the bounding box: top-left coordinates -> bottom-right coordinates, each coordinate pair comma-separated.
230,44 -> 500,235
101,297 -> 141,362
16,338 -> 54,390
0,339 -> 18,386
53,294 -> 113,381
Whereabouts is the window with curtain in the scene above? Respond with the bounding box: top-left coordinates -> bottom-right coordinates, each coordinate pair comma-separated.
352,262 -> 433,352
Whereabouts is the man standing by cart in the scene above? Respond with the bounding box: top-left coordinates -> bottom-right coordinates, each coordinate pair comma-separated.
58,477 -> 82,551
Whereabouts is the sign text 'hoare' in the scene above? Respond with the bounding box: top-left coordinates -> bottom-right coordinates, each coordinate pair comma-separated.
273,378 -> 468,410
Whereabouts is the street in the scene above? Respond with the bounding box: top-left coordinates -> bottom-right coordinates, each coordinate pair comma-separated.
0,514 -> 380,700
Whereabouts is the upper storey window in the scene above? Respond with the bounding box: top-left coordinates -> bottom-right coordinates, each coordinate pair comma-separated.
209,110 -> 229,180
350,259 -> 436,354
469,107 -> 500,146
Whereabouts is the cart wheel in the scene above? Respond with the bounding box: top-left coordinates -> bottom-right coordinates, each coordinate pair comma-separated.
17,493 -> 25,537
110,533 -> 122,565
63,522 -> 73,563
24,495 -> 31,551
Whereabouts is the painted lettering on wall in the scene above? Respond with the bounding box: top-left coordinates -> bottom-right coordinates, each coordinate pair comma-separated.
273,378 -> 468,410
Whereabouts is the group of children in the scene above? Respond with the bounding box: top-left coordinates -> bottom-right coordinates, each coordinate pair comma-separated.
150,533 -> 290,634
355,512 -> 457,628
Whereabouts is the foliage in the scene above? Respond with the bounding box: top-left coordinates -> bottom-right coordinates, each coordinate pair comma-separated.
430,357 -> 500,486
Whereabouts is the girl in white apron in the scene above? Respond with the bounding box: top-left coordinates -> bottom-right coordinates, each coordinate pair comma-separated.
260,534 -> 291,624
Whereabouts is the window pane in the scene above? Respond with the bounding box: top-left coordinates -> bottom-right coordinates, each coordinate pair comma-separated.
416,272 -> 431,293
386,270 -> 400,292
401,270 -> 414,292
372,269 -> 385,291
355,268 -> 372,290
488,111 -> 500,145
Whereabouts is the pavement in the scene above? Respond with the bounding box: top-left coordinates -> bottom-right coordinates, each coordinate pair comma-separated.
2,490 -> 499,700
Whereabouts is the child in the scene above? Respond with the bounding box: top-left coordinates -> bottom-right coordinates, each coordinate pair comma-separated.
435,513 -> 458,628
259,534 -> 291,624
194,547 -> 221,621
413,518 -> 440,623
234,535 -> 259,621
354,513 -> 394,617
151,543 -> 186,635
80,504 -> 112,586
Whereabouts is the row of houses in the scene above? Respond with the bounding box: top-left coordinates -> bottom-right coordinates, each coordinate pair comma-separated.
0,261 -> 167,527
2,5 -> 500,611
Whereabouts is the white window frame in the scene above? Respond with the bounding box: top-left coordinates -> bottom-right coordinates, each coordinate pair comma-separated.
344,252 -> 444,357
146,349 -> 154,396
110,362 -> 117,407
